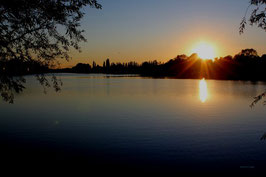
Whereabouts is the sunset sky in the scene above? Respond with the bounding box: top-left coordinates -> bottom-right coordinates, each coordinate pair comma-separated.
64,0 -> 266,67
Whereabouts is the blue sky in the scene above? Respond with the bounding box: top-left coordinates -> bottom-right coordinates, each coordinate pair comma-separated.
65,0 -> 266,67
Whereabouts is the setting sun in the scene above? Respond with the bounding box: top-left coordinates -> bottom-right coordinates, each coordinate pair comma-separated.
191,42 -> 216,59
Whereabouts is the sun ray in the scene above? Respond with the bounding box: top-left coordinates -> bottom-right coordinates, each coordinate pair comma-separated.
177,58 -> 198,77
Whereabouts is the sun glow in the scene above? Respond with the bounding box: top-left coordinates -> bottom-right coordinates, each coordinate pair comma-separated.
191,42 -> 216,59
199,78 -> 208,103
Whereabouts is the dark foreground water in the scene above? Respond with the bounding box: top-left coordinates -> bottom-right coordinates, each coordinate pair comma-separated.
1,74 -> 266,175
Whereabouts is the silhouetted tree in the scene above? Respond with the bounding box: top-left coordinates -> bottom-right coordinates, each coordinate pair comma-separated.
93,61 -> 96,69
189,53 -> 199,60
239,1 -> 266,109
240,0 -> 266,34
72,63 -> 91,73
262,54 -> 266,60
106,58 -> 110,68
0,0 -> 102,103
105,58 -> 110,73
239,48 -> 258,57
223,55 -> 233,61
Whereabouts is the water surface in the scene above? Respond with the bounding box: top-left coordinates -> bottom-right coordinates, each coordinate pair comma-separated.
1,74 -> 266,174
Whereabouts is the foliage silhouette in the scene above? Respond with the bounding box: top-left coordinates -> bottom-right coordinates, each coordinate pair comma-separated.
261,132 -> 266,140
240,1 -> 266,108
0,0 -> 102,103
240,0 -> 266,34
250,91 -> 266,108
0,75 -> 25,104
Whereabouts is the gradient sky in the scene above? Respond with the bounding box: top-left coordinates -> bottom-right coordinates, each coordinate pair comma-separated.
64,0 -> 266,67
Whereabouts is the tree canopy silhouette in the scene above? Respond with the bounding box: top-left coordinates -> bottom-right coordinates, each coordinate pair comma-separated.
0,0 -> 102,103
238,48 -> 258,57
239,1 -> 266,107
65,49 -> 266,81
240,0 -> 266,34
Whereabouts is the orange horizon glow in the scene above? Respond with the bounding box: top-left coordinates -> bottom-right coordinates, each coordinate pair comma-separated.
57,38 -> 263,69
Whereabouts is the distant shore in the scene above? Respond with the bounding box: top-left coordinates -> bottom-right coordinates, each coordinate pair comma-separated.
2,48 -> 266,81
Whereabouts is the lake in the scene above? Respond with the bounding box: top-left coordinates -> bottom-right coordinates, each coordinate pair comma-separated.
1,74 -> 266,175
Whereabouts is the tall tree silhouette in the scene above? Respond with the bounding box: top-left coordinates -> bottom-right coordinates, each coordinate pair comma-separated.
0,0 -> 102,103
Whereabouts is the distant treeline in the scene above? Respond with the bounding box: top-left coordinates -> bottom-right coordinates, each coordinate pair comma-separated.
56,48 -> 266,81
0,59 -> 48,76
1,48 -> 266,81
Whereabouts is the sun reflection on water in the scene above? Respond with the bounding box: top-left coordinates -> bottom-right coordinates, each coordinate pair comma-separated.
199,78 -> 208,103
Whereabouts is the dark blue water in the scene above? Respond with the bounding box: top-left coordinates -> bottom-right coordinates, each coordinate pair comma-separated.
1,74 -> 266,175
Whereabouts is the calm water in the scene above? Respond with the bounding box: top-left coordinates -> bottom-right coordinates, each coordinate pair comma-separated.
1,74 -> 266,174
